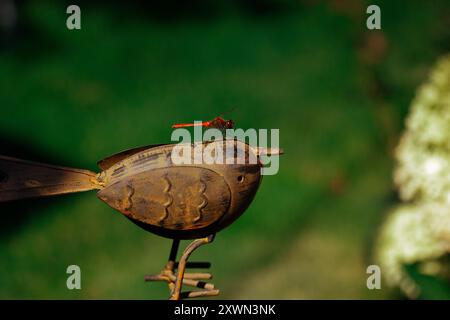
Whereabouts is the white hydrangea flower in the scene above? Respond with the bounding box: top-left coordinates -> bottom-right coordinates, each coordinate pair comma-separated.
376,203 -> 450,298
376,54 -> 450,298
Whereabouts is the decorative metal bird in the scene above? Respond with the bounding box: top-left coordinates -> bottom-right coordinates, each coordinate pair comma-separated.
0,138 -> 282,299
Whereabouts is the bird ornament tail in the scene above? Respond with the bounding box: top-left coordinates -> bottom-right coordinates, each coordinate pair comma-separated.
0,155 -> 100,202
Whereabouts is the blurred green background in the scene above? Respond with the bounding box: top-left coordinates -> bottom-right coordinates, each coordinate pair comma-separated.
0,0 -> 449,299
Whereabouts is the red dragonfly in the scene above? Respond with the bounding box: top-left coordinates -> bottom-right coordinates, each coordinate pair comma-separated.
172,116 -> 235,130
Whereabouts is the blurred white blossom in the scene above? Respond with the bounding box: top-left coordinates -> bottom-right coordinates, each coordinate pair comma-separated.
376,54 -> 450,298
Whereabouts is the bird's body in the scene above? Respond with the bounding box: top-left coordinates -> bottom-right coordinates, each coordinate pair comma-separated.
96,140 -> 262,239
0,139 -> 277,238
0,138 -> 282,299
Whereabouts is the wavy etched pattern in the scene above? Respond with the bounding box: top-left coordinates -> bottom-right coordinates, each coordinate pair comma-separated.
194,178 -> 208,223
123,183 -> 134,211
159,174 -> 173,223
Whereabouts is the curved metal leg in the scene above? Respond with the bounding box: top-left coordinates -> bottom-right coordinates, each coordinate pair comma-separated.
145,234 -> 219,300
170,234 -> 217,300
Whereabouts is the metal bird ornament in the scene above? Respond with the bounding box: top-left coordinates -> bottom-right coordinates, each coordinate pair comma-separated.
0,131 -> 282,299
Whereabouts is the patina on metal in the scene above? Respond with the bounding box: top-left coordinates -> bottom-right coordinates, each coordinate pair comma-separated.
0,139 -> 283,299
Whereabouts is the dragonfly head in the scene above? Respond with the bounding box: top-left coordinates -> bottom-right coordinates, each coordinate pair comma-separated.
225,119 -> 234,129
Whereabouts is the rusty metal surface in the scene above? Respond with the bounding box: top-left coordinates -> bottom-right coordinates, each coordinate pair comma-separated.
98,166 -> 231,232
0,138 -> 283,299
0,155 -> 99,202
97,144 -> 166,171
96,140 -> 265,239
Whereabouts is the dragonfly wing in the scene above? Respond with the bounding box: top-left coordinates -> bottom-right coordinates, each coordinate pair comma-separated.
97,144 -> 166,171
